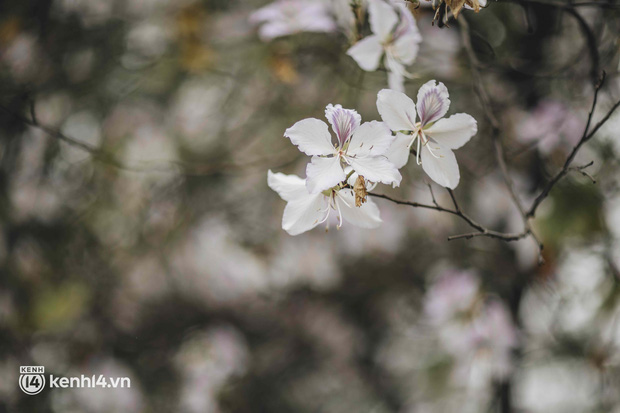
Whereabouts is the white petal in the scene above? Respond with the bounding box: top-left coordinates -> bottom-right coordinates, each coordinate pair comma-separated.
384,132 -> 413,169
386,59 -> 405,93
325,104 -> 361,146
416,80 -> 450,126
346,155 -> 402,187
257,22 -> 297,41
336,189 -> 382,229
393,2 -> 421,46
347,121 -> 394,157
420,141 -> 460,189
282,194 -> 328,235
346,35 -> 384,71
284,118 -> 335,156
376,88 -> 417,132
267,170 -> 308,202
392,30 -> 421,65
296,5 -> 338,33
368,0 -> 398,39
249,3 -> 282,24
306,156 -> 346,194
425,113 -> 477,149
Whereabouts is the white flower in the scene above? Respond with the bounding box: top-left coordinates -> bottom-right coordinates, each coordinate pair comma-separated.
249,0 -> 337,42
284,104 -> 402,194
346,0 -> 422,92
376,80 -> 477,189
268,170 -> 382,235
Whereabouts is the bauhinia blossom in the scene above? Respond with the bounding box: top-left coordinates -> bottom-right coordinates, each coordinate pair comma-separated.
249,0 -> 337,42
284,104 -> 401,194
347,0 -> 422,92
267,170 -> 382,235
377,80 -> 477,189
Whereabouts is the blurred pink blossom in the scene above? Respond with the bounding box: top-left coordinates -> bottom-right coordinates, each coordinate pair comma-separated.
424,270 -> 519,383
424,270 -> 480,324
514,100 -> 583,155
250,1 -> 337,41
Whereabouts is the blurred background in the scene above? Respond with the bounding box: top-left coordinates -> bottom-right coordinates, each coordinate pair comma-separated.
1,0 -> 620,412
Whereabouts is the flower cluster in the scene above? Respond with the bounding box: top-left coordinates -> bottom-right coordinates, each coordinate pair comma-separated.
268,104 -> 398,235
268,80 -> 477,235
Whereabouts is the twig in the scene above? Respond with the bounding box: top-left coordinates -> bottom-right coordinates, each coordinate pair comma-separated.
569,161 -> 597,183
460,17 -> 545,260
527,74 -> 620,218
0,103 -> 295,177
427,183 -> 440,208
369,192 -> 530,242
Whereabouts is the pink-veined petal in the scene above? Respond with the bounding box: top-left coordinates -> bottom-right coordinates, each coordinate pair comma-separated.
393,2 -> 421,39
416,80 -> 450,126
384,132 -> 412,169
267,170 -> 309,202
425,113 -> 477,149
347,121 -> 394,157
346,155 -> 402,187
306,155 -> 346,194
376,88 -> 417,132
346,35 -> 384,71
368,0 -> 399,40
336,189 -> 382,228
420,140 -> 460,189
325,104 -> 361,146
284,118 -> 335,156
282,193 -> 328,235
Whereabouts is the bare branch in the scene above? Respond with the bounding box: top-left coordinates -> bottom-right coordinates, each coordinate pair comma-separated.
527,75 -> 620,218
569,161 -> 597,184
369,192 -> 530,243
0,103 -> 296,177
459,17 -> 544,259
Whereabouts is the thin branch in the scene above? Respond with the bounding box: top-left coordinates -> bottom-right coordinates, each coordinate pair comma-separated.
460,17 -> 544,259
369,192 -> 530,242
527,75 -> 620,218
569,161 -> 597,183
427,183 -> 440,208
0,103 -> 295,177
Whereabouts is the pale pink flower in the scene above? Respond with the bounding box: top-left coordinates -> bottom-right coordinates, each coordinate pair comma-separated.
250,0 -> 337,41
514,100 -> 582,155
